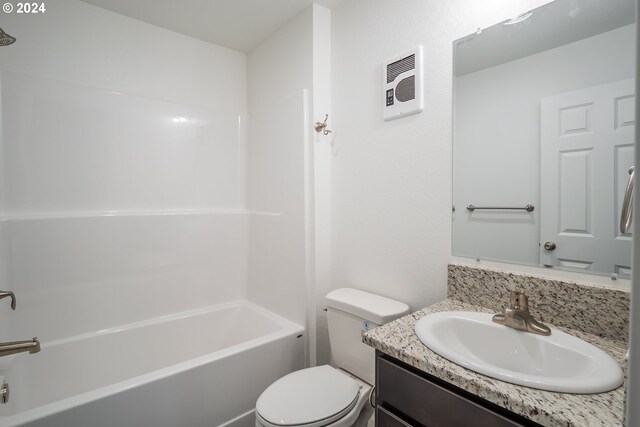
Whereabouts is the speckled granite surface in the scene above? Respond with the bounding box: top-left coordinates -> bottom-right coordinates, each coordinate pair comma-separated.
363,299 -> 627,427
448,264 -> 631,343
363,299 -> 626,426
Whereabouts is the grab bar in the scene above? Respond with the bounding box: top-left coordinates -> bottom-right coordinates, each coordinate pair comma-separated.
466,204 -> 534,212
620,166 -> 634,234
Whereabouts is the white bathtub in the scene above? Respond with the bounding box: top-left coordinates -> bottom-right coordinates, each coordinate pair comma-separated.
0,301 -> 305,427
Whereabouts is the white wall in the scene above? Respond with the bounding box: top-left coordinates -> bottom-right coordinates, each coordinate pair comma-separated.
454,25 -> 636,266
0,0 -> 246,112
330,0 -> 553,316
247,7 -> 314,115
0,0 -> 248,342
330,3 -> 637,418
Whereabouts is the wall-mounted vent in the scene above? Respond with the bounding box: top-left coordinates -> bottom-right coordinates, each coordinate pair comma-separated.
383,46 -> 423,121
387,55 -> 415,84
395,75 -> 415,102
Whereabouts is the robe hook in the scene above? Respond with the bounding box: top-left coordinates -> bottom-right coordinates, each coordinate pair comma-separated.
314,114 -> 332,136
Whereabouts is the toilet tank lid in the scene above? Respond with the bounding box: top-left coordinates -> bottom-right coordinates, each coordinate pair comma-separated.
326,288 -> 410,325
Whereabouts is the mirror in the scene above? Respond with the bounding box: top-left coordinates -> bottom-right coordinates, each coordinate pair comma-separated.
452,0 -> 636,278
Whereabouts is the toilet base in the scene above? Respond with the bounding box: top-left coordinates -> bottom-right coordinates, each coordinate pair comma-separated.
352,399 -> 374,427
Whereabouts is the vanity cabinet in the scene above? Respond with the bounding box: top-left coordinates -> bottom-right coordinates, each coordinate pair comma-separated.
375,352 -> 541,427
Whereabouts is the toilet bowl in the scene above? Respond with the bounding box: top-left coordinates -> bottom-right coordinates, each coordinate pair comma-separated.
255,288 -> 409,427
255,365 -> 372,427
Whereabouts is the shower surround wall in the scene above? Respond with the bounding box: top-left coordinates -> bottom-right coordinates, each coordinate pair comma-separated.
0,0 -> 249,343
246,4 -> 332,366
246,7 -> 314,331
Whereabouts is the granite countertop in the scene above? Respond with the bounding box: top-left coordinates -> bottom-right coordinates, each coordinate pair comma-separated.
362,299 -> 627,427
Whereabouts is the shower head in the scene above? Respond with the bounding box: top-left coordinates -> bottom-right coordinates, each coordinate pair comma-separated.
0,27 -> 16,46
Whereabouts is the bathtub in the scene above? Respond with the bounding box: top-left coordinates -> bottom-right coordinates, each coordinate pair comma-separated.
0,301 -> 305,427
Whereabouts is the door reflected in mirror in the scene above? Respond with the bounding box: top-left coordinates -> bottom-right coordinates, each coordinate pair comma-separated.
452,0 -> 636,278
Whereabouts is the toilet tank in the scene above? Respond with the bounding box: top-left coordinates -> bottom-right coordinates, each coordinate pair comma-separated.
326,288 -> 410,385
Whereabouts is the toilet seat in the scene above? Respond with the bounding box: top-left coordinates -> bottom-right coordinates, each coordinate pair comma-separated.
255,365 -> 361,427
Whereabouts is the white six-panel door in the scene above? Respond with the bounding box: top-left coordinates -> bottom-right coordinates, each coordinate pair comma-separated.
540,78 -> 635,276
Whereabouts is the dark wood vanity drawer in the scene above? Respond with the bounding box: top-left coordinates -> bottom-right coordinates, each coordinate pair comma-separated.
376,354 -> 529,427
376,406 -> 413,427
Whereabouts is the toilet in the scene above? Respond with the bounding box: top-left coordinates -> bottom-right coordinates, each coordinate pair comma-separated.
255,288 -> 410,427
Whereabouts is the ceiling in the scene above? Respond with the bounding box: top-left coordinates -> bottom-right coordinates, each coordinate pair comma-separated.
79,0 -> 344,52
455,0 -> 636,76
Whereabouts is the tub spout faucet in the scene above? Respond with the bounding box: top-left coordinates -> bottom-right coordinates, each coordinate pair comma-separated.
0,291 -> 15,310
492,291 -> 551,336
0,337 -> 41,358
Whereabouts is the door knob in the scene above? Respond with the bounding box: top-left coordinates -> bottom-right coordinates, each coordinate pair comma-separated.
543,242 -> 556,251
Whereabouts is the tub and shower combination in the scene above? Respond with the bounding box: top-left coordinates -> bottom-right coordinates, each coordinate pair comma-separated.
0,67 -> 309,427
0,5 -> 310,426
0,301 -> 304,427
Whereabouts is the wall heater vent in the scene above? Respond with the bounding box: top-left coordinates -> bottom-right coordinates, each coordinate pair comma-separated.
383,46 -> 423,121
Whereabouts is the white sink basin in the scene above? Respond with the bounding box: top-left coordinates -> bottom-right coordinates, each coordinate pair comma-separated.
414,311 -> 624,394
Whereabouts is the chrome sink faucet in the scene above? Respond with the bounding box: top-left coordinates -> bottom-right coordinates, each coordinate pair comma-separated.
492,290 -> 551,336
0,290 -> 41,358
